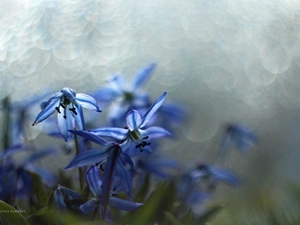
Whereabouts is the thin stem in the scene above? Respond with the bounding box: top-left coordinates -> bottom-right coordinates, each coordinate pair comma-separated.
2,97 -> 11,150
102,146 -> 119,221
74,134 -> 84,191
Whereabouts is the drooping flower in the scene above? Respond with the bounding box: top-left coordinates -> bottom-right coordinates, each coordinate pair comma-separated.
32,87 -> 101,141
87,92 -> 170,152
92,63 -> 156,126
80,165 -> 142,222
220,123 -> 257,156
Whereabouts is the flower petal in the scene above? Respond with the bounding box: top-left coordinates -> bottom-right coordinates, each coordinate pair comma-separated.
76,93 -> 102,112
74,104 -> 85,130
108,197 -> 143,211
116,159 -> 133,197
86,165 -> 103,198
58,108 -> 75,142
80,198 -> 99,214
132,63 -> 156,90
54,189 -> 67,209
126,109 -> 142,131
32,96 -> 60,125
108,75 -> 125,94
69,130 -> 109,146
140,126 -> 170,139
89,127 -> 128,141
65,149 -> 110,169
92,88 -> 119,103
59,186 -> 81,199
140,92 -> 167,128
210,167 -> 240,187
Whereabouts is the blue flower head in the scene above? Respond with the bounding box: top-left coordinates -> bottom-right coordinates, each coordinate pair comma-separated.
92,63 -> 156,126
32,87 -> 101,141
80,165 -> 142,222
220,123 -> 257,156
88,92 -> 170,152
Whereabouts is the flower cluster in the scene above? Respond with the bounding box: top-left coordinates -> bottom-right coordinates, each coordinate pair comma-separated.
0,63 -> 257,225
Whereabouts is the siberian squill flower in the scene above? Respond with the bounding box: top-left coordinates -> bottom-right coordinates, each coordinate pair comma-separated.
65,142 -> 134,197
220,123 -> 257,156
32,87 -> 101,141
88,91 -> 170,152
80,165 -> 142,222
92,63 -> 156,126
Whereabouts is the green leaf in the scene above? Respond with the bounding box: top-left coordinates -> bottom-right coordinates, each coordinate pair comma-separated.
128,181 -> 176,225
26,207 -> 47,220
196,205 -> 223,224
164,211 -> 183,225
134,173 -> 150,202
180,208 -> 193,225
0,200 -> 30,225
30,172 -> 48,207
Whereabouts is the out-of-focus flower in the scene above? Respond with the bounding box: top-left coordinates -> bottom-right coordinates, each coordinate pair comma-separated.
176,163 -> 239,207
80,165 -> 142,222
87,92 -> 170,152
54,185 -> 82,210
92,63 -> 156,126
32,87 -> 101,141
220,123 -> 257,155
0,146 -> 56,202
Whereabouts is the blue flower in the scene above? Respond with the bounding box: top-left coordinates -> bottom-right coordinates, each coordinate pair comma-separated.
80,165 -> 142,222
220,123 -> 257,155
190,164 -> 240,188
87,92 -> 170,152
54,185 -> 82,210
0,146 -> 56,202
32,87 -> 101,141
65,142 -> 134,197
92,63 -> 156,126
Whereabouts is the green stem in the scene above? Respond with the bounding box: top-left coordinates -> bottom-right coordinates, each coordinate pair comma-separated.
2,97 -> 11,150
74,134 -> 84,191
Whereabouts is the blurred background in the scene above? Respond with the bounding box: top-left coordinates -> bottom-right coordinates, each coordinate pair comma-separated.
1,0 -> 300,223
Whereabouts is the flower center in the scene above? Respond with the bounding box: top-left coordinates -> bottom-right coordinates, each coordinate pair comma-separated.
128,130 -> 150,152
55,96 -> 78,119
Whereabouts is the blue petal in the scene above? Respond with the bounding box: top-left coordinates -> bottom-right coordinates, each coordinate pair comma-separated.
116,159 -> 132,197
140,126 -> 170,139
99,206 -> 112,223
80,198 -> 99,214
54,188 -> 67,209
65,149 -> 110,169
89,127 -> 128,140
76,93 -> 102,112
132,63 -> 156,90
108,197 -> 143,211
74,104 -> 85,130
32,96 -> 60,125
91,87 -> 119,103
69,130 -> 109,146
126,109 -> 142,131
108,75 -> 125,94
59,186 -> 81,199
58,108 -> 75,141
86,165 -> 103,198
140,92 -> 167,128
210,167 -> 240,187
